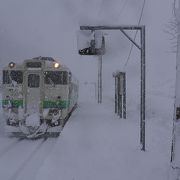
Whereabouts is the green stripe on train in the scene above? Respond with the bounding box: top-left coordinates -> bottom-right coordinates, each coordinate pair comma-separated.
2,99 -> 23,108
2,99 -> 69,109
43,100 -> 69,109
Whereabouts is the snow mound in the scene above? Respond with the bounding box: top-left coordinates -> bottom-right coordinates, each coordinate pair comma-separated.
25,113 -> 40,127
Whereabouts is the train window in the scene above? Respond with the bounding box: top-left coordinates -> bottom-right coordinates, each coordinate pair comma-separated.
26,62 -> 41,68
3,70 -> 23,84
44,71 -> 68,85
28,74 -> 40,88
69,72 -> 72,82
3,71 -> 9,84
63,72 -> 68,84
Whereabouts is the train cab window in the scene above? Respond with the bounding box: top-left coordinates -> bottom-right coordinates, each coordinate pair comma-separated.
63,72 -> 68,84
3,70 -> 23,84
28,74 -> 40,88
44,71 -> 68,85
26,62 -> 41,68
69,72 -> 72,82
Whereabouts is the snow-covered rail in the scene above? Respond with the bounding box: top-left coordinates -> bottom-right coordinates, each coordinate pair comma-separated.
0,137 -> 57,180
8,138 -> 48,180
0,138 -> 24,159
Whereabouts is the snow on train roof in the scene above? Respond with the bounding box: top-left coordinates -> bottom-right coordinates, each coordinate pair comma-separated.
32,56 -> 55,61
3,57 -> 69,71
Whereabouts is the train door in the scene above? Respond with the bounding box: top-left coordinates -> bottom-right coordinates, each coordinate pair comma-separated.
25,71 -> 42,115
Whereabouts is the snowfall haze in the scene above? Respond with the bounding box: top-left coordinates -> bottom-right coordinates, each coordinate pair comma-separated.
0,0 -> 176,180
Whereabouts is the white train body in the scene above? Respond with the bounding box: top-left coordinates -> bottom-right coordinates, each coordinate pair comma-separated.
2,57 -> 78,138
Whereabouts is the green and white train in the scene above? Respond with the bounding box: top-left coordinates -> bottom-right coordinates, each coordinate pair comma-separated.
2,57 -> 78,138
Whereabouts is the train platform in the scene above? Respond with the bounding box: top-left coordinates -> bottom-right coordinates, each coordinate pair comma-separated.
34,100 -> 171,180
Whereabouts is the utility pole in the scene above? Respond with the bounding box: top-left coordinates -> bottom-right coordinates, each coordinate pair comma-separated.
98,55 -> 102,103
78,30 -> 105,104
169,31 -> 180,180
169,3 -> 180,179
140,26 -> 146,151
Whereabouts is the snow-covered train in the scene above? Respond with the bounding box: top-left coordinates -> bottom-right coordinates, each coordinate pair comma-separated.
2,57 -> 78,138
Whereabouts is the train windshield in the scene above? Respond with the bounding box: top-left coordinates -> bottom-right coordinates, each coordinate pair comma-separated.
3,70 -> 23,84
44,71 -> 68,85
28,74 -> 40,88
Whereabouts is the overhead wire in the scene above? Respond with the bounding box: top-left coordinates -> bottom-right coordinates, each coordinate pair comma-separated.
123,0 -> 146,69
118,0 -> 129,18
173,0 -> 180,19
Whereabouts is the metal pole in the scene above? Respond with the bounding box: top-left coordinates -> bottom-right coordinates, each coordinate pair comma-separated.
140,26 -> 146,151
98,55 -> 102,103
169,30 -> 180,180
94,82 -> 97,100
115,76 -> 118,114
117,77 -> 121,117
123,73 -> 126,119
80,25 -> 143,31
119,94 -> 123,118
119,75 -> 123,118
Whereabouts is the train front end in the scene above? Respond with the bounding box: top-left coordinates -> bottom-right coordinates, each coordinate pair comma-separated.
2,57 -> 74,138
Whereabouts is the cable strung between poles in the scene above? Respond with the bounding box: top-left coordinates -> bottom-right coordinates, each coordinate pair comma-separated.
123,0 -> 146,69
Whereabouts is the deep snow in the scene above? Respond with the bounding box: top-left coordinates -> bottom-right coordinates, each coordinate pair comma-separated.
0,0 -> 177,179
34,99 -> 173,180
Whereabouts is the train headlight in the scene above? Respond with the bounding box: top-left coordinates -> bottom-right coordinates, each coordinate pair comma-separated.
9,62 -> 15,68
54,62 -> 60,68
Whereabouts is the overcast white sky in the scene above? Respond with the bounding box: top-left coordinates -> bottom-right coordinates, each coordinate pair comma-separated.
0,0 -> 176,92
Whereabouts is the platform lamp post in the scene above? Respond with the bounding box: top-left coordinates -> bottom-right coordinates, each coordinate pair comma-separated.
78,31 -> 105,104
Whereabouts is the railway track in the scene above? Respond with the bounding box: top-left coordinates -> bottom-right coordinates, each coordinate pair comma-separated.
0,137 -> 57,180
0,138 -> 24,159
8,137 -> 48,180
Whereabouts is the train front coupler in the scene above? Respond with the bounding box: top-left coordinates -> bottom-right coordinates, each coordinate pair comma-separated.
18,113 -> 49,138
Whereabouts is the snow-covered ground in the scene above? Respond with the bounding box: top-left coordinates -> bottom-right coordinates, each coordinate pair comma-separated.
0,0 -> 177,179
35,98 -> 173,180
0,136 -> 57,180
0,93 -> 173,180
